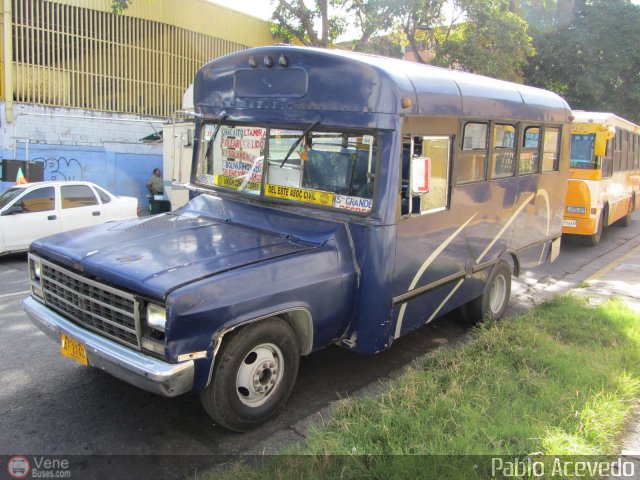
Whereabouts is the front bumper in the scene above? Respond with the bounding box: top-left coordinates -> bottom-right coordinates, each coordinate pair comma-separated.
23,296 -> 194,397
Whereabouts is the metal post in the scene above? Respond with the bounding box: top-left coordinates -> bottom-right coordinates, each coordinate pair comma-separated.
4,0 -> 14,123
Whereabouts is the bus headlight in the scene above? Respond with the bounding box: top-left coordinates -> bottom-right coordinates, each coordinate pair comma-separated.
567,206 -> 587,214
147,303 -> 167,332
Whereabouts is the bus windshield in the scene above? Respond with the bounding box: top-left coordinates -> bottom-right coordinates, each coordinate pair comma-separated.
570,133 -> 597,169
195,124 -> 377,214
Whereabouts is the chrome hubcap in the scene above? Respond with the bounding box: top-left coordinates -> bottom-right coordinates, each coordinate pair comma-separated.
489,274 -> 507,314
236,343 -> 283,407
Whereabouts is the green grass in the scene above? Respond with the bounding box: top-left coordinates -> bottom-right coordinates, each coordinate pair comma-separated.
199,296 -> 640,479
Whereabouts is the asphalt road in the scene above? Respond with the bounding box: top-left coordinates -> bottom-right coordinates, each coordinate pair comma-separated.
1,211 -> 639,478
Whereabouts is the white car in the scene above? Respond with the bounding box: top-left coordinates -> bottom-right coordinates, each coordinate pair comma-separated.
0,181 -> 139,255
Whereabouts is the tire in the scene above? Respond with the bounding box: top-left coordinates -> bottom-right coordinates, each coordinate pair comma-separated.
200,317 -> 300,432
586,210 -> 604,246
618,196 -> 634,228
461,261 -> 511,324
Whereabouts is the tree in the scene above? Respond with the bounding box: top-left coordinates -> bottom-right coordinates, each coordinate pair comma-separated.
270,0 -> 343,48
269,0 -> 411,58
111,0 -> 132,14
524,0 -> 640,123
433,0 -> 535,82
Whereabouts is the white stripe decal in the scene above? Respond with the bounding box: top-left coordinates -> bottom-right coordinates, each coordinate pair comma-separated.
476,193 -> 535,263
426,279 -> 464,324
394,214 -> 477,339
536,189 -> 551,264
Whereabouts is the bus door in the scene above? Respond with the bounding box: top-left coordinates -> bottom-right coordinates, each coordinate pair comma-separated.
464,122 -> 519,265
512,125 -> 563,267
392,133 -> 463,339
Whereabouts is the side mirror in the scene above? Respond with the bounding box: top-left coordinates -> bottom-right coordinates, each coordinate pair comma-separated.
2,205 -> 24,216
594,132 -> 608,157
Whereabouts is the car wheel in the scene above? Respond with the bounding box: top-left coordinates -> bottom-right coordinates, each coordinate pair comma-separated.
461,261 -> 511,324
200,317 -> 300,432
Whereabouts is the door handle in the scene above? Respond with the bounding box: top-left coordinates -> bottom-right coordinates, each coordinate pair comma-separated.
47,215 -> 57,221
92,211 -> 101,216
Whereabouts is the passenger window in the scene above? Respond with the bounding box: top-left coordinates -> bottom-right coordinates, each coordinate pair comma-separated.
61,185 -> 99,209
456,122 -> 487,183
542,127 -> 561,172
401,135 -> 451,216
15,187 -> 55,213
95,186 -> 112,204
613,130 -> 622,172
490,124 -> 516,178
519,126 -> 540,174
602,139 -> 613,178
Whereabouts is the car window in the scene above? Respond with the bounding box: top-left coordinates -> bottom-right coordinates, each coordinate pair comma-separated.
0,187 -> 24,209
15,187 -> 55,213
61,185 -> 99,209
94,186 -> 112,204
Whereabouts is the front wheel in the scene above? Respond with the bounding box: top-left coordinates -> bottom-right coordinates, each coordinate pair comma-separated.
461,261 -> 512,323
200,317 -> 300,432
586,210 -> 604,246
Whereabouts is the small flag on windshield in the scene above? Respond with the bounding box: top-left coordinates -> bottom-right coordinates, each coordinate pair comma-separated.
15,167 -> 28,185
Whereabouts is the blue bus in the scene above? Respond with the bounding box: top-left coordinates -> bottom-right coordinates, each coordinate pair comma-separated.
24,46 -> 571,431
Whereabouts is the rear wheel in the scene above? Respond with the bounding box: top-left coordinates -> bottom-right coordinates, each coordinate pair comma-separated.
200,317 -> 300,432
461,261 -> 511,324
618,196 -> 634,227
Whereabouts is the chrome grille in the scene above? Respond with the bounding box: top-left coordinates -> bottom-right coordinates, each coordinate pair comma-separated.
40,260 -> 140,349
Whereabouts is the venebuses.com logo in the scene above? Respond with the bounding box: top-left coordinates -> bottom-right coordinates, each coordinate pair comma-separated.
6,456 -> 71,478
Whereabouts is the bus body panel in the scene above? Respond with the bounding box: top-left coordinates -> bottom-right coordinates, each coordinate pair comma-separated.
24,47 -> 572,424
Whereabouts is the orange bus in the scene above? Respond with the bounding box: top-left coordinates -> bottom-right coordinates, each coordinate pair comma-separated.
562,111 -> 640,245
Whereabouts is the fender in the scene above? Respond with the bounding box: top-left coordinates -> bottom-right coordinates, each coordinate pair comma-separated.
205,306 -> 314,388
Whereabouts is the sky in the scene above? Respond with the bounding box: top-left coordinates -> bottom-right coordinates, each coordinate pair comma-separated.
209,0 -> 274,20
210,0 -> 640,21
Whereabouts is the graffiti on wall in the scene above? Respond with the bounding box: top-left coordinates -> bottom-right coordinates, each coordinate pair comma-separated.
35,157 -> 84,181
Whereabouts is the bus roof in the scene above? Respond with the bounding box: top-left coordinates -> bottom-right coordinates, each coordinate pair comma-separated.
194,46 -> 571,124
571,111 -> 640,133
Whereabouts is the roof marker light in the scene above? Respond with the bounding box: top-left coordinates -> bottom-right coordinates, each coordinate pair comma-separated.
248,56 -> 258,68
401,97 -> 412,109
264,55 -> 273,67
279,55 -> 288,67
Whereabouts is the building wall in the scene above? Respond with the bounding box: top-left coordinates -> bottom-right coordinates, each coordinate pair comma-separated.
0,0 -> 275,203
0,103 -> 163,206
1,0 -> 274,117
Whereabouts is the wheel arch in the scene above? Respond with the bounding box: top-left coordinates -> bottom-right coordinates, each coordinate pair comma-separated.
206,307 -> 313,388
499,250 -> 520,277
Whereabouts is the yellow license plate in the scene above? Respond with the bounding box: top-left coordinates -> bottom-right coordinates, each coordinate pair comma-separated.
61,334 -> 88,366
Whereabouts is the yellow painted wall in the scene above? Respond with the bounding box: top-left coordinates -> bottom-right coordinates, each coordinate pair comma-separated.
1,0 -> 275,116
47,0 -> 273,47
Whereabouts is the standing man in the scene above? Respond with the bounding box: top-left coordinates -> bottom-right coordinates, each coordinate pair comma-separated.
147,168 -> 164,195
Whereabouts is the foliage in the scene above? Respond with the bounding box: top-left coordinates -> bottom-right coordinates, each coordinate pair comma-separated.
523,0 -> 640,123
111,0 -> 132,14
270,0 -> 344,48
433,1 -> 535,82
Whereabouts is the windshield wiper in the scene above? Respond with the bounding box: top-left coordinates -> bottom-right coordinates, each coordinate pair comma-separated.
204,112 -> 228,169
279,120 -> 321,168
